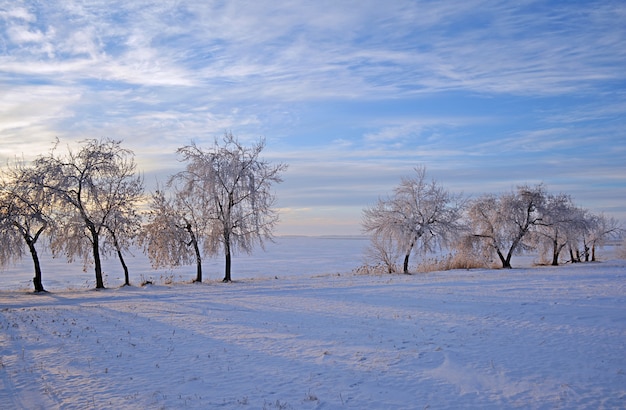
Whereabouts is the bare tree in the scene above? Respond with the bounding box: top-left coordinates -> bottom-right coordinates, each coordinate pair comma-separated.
362,166 -> 465,274
176,133 -> 287,282
468,184 -> 546,269
35,138 -> 143,289
363,232 -> 401,274
0,160 -> 53,292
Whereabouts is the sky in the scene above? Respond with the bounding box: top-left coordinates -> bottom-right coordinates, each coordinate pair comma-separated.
1,0 -> 625,236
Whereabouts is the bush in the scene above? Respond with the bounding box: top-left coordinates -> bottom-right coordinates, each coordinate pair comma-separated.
353,263 -> 400,275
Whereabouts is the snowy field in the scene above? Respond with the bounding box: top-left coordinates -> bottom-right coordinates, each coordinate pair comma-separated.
1,239 -> 625,409
0,236 -> 371,291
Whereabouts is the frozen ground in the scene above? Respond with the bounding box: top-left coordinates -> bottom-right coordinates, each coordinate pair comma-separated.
0,241 -> 625,409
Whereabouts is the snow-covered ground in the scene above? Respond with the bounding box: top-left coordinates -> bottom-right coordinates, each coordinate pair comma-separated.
1,240 -> 625,409
0,236 -> 371,291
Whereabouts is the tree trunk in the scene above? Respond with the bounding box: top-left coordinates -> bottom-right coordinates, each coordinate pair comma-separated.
503,234 -> 525,269
591,244 -> 596,262
553,242 -> 568,266
27,240 -> 45,293
402,236 -> 417,274
185,224 -> 202,283
221,226 -> 232,282
551,239 -> 559,266
192,237 -> 202,283
90,227 -> 105,289
497,249 -> 512,269
551,252 -> 559,266
402,253 -> 410,274
116,247 -> 130,286
110,231 -> 130,286
504,253 -> 513,269
223,240 -> 232,282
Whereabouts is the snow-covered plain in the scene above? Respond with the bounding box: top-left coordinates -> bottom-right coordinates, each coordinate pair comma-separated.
0,236 -> 371,291
1,238 -> 625,409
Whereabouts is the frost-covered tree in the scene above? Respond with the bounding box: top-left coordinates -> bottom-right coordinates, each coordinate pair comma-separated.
561,209 -> 591,263
533,193 -> 586,266
0,160 -> 53,292
362,166 -> 465,273
176,133 -> 287,282
139,185 -> 210,283
35,138 -> 143,289
100,165 -> 144,286
468,184 -> 546,269
584,213 -> 623,262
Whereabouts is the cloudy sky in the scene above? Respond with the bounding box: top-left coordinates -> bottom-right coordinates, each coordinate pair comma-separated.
2,1 -> 625,235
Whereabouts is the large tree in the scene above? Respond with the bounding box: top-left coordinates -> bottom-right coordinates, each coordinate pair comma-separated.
468,184 -> 546,269
0,160 -> 53,292
35,138 -> 143,289
362,166 -> 465,274
177,133 -> 287,282
100,161 -> 144,286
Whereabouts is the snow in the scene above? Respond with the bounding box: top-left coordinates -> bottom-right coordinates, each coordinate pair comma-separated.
0,236 -> 371,290
1,239 -> 625,409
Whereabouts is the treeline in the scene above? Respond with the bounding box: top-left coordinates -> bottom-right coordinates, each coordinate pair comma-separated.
0,134 -> 286,292
2,141 -> 622,292
362,166 -> 623,274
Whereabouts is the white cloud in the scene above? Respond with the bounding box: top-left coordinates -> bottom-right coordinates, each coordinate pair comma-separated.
7,24 -> 45,44
1,0 -> 625,233
0,6 -> 36,22
3,1 -> 625,97
0,85 -> 80,135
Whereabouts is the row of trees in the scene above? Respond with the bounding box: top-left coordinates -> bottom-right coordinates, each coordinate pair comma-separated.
362,166 -> 623,274
0,134 -> 286,292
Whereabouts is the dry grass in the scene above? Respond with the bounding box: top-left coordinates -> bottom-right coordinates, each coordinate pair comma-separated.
352,264 -> 401,275
354,252 -> 489,275
415,253 -> 488,273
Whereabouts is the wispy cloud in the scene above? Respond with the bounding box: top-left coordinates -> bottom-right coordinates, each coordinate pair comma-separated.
4,1 -> 625,95
1,0 -> 625,233
0,85 -> 81,157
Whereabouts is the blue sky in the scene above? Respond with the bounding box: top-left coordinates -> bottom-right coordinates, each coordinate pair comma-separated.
1,1 -> 625,235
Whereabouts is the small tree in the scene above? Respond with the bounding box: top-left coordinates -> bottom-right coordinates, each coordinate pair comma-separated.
36,138 -> 143,289
363,232 -> 401,274
176,133 -> 287,282
468,184 -> 546,269
139,186 -> 210,283
0,161 -> 53,292
362,166 -> 465,274
534,193 -> 586,266
564,209 -> 598,263
584,213 -> 623,262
